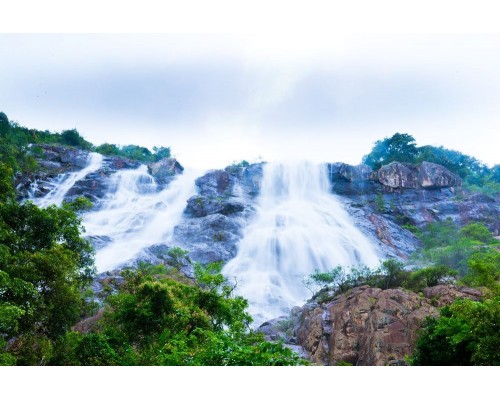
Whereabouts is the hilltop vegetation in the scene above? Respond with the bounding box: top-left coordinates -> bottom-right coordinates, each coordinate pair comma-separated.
363,132 -> 500,196
0,111 -> 171,176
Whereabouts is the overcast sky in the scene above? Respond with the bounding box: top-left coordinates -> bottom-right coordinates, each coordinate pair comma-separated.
1,34 -> 499,169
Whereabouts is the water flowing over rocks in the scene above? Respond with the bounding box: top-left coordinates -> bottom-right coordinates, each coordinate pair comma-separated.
17,144 -> 141,204
259,284 -> 482,366
172,163 -> 264,265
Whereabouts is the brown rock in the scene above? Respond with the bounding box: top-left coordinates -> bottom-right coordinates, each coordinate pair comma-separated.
378,162 -> 418,189
418,162 -> 462,188
295,285 -> 481,366
422,284 -> 482,307
376,161 -> 462,190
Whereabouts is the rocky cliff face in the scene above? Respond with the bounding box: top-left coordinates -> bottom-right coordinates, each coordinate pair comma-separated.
259,284 -> 482,365
171,163 -> 263,264
16,144 -> 141,204
327,161 -> 500,257
16,144 -> 183,206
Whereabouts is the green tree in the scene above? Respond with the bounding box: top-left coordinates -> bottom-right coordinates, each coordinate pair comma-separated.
362,133 -> 418,169
461,250 -> 500,295
95,143 -> 121,156
411,298 -> 500,365
404,265 -> 457,292
152,146 -> 171,161
0,199 -> 95,364
0,112 -> 10,137
459,222 -> 494,244
60,129 -> 92,150
377,259 -> 408,289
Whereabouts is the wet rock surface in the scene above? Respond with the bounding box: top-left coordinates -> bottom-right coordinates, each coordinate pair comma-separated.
327,161 -> 500,242
147,158 -> 184,186
172,163 -> 264,265
16,144 -> 141,205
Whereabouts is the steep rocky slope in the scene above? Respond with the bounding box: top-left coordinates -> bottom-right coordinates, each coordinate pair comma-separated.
259,284 -> 483,365
16,144 -> 183,206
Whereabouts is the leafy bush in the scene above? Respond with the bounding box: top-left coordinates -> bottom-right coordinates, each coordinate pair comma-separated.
404,265 -> 457,292
461,250 -> 500,295
60,129 -> 93,150
411,298 -> 500,365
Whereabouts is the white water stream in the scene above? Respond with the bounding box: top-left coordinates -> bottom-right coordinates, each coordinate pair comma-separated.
34,153 -> 197,273
223,161 -> 380,326
34,152 -> 104,207
83,166 -> 197,272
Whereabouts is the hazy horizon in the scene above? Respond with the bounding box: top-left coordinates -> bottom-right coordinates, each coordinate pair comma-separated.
1,34 -> 500,169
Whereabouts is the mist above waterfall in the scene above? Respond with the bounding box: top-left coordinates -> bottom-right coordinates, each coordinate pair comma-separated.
223,160 -> 380,326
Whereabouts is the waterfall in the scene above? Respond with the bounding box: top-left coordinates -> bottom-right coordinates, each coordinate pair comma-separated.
34,152 -> 104,207
83,166 -> 197,272
223,161 -> 380,326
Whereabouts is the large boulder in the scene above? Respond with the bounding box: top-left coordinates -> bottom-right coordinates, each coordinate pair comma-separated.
377,161 -> 462,190
147,158 -> 184,185
377,162 -> 419,189
418,161 -> 463,188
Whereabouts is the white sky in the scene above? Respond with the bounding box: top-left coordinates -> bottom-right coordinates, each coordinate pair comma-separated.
1,9 -> 500,170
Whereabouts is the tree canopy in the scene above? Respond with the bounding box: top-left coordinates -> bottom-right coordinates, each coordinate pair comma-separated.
363,132 -> 499,196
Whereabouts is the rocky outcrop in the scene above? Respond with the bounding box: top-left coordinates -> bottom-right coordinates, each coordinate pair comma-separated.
418,161 -> 463,188
172,163 -> 263,264
377,161 -> 463,190
16,144 -> 142,204
259,284 -> 482,366
328,161 -> 499,240
378,162 -> 419,189
147,158 -> 184,185
328,161 -> 463,192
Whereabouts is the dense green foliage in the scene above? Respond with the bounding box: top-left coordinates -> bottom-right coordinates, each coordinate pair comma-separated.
95,143 -> 171,163
50,263 -> 306,366
362,133 -> 418,169
0,198 -> 96,365
411,297 -> 500,365
411,219 -> 498,276
363,133 -> 500,196
304,260 -> 458,301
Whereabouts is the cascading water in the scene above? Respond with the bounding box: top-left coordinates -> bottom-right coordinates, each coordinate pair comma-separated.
83,166 -> 197,272
223,161 -> 380,326
34,152 -> 104,207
